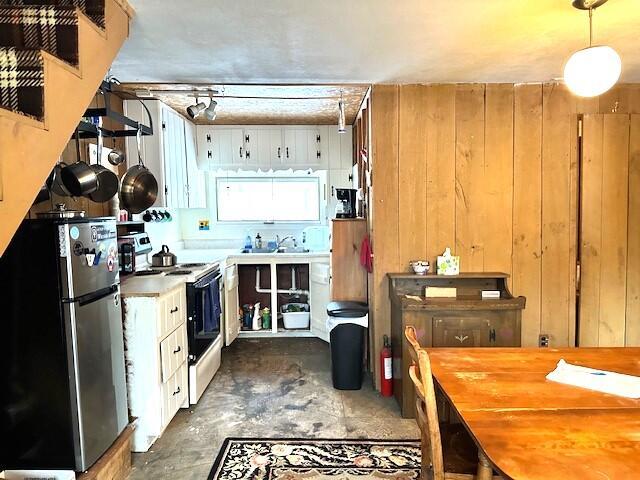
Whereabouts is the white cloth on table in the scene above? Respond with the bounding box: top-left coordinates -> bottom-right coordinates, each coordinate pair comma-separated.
546,359 -> 640,399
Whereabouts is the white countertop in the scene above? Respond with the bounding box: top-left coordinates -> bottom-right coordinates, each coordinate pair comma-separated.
120,249 -> 330,297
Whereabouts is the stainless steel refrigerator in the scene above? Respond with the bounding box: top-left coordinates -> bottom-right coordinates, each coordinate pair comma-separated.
0,217 -> 128,471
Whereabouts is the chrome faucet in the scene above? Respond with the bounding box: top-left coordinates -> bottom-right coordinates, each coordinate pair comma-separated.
276,235 -> 297,248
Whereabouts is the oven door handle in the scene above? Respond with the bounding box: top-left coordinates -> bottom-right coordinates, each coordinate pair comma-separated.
193,272 -> 222,290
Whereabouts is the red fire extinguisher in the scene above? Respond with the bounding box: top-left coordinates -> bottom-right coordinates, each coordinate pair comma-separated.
381,335 -> 393,397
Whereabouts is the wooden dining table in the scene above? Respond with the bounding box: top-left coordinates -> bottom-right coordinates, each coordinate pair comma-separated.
425,347 -> 640,480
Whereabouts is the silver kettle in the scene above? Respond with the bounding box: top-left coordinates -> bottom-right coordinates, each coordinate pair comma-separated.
151,245 -> 177,267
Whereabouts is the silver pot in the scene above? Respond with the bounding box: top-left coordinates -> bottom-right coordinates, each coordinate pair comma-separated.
151,245 -> 177,267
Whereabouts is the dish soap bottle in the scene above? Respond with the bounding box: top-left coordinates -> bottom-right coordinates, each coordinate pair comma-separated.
255,233 -> 263,249
252,302 -> 261,330
244,235 -> 252,250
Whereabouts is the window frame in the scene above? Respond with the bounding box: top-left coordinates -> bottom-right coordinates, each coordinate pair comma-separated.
215,175 -> 323,224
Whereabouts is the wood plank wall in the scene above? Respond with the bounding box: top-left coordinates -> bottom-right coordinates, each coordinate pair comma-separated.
369,82 -> 640,389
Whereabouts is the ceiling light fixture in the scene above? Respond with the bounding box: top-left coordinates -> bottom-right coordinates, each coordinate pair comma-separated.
203,99 -> 217,121
187,98 -> 207,119
563,0 -> 621,97
337,91 -> 346,133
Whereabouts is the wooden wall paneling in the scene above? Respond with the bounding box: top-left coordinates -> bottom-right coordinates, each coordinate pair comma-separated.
541,84 -> 576,346
513,84 -> 543,347
425,85 -> 456,265
579,114 -> 604,346
599,85 -> 631,114
398,85 -> 428,268
483,84 -> 514,275
455,84 -> 486,271
627,115 -> 640,346
628,86 -> 640,114
370,85 -> 400,389
598,115 -> 630,346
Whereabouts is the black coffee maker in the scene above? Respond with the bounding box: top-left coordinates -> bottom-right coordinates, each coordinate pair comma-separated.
335,188 -> 357,218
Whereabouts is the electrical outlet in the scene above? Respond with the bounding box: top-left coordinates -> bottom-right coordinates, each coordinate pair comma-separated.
539,334 -> 549,347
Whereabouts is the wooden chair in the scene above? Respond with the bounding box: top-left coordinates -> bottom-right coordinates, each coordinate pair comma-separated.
405,326 -> 498,480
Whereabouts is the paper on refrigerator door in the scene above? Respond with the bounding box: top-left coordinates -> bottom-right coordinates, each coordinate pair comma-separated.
546,359 -> 640,399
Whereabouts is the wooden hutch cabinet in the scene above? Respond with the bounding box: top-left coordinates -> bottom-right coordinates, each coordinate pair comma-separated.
388,272 -> 525,418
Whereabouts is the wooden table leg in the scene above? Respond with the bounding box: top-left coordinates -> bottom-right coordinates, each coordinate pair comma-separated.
477,451 -> 493,480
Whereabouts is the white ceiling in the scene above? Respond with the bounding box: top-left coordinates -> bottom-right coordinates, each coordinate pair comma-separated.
111,0 -> 640,84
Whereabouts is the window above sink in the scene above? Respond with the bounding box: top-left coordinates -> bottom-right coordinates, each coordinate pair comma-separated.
216,175 -> 321,223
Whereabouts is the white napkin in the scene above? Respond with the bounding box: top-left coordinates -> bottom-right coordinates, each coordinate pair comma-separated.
546,359 -> 640,399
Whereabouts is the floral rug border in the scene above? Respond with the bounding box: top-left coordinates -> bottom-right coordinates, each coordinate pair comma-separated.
208,438 -> 421,480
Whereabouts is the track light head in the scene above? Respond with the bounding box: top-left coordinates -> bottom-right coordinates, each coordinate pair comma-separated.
203,99 -> 217,121
187,101 -> 206,119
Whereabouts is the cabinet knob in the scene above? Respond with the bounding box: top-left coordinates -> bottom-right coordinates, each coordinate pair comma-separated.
286,147 -> 289,158
239,147 -> 243,158
207,150 -> 212,159
489,328 -> 496,342
277,147 -> 281,158
173,346 -> 181,354
206,134 -> 211,142
170,306 -> 179,314
172,386 -> 181,396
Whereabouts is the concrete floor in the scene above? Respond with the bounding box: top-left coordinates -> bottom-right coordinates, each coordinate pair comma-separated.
128,337 -> 419,479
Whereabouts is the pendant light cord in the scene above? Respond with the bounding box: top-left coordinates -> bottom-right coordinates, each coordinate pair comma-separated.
589,7 -> 593,47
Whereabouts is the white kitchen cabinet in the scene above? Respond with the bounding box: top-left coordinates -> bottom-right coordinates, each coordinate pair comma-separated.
123,99 -> 204,209
244,128 -> 281,169
196,125 -> 339,171
122,284 -> 189,452
162,107 -> 189,208
224,263 -> 240,346
197,127 -> 245,169
309,262 -> 330,342
282,127 -> 323,169
184,120 -> 206,208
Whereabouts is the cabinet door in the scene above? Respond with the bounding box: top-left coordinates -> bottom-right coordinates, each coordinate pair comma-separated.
199,128 -> 245,169
245,129 -> 280,170
309,263 -> 330,342
432,316 -> 492,347
184,121 -> 206,208
161,107 -> 188,208
224,264 -> 240,346
283,128 -> 321,167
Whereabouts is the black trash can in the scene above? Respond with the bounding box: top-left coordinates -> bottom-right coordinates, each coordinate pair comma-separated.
327,301 -> 369,390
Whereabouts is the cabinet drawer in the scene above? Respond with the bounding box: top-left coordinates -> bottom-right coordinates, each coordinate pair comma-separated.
432,317 -> 492,347
160,323 -> 187,382
158,286 -> 185,339
161,361 -> 188,429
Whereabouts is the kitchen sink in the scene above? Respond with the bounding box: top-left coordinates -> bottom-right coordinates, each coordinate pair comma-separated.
241,248 -> 277,254
277,247 -> 310,254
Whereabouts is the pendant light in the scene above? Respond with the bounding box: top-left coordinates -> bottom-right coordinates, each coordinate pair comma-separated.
563,0 -> 621,97
337,91 -> 346,133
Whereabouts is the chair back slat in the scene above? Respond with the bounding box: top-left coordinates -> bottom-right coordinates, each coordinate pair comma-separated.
406,326 -> 445,480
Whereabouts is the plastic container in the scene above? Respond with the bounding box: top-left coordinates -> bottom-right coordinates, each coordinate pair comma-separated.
281,302 -> 310,329
327,301 -> 369,390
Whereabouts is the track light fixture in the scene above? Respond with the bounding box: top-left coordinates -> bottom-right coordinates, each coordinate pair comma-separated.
337,91 -> 346,133
203,99 -> 217,121
187,99 -> 206,119
564,0 -> 621,97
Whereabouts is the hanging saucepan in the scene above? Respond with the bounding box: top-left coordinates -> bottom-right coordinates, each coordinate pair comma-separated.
88,126 -> 119,203
119,127 -> 158,214
46,157 -> 71,196
61,128 -> 99,197
107,141 -> 126,166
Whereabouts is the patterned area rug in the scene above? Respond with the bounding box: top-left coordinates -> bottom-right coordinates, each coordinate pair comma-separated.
208,438 -> 421,479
